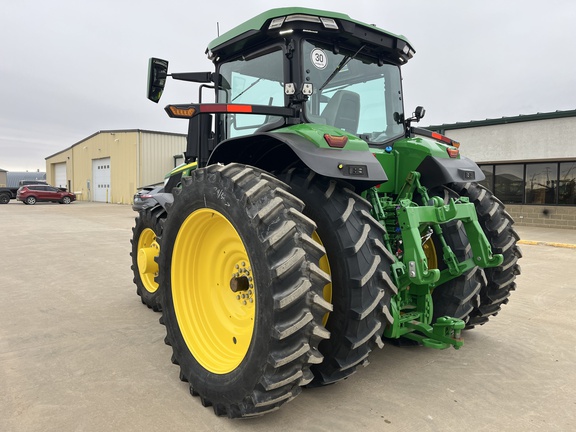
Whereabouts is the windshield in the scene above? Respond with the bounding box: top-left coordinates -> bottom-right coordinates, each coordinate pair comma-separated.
302,40 -> 405,144
217,48 -> 285,138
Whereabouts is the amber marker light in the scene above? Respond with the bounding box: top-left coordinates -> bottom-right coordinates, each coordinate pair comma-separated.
168,106 -> 196,118
324,134 -> 348,148
446,147 -> 459,158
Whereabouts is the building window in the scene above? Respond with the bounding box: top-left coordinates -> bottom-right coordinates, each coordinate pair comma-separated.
559,161 -> 576,205
479,161 -> 576,206
525,163 -> 558,204
494,164 -> 524,204
479,165 -> 494,191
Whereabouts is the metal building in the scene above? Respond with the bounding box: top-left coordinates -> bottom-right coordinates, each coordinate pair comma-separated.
3,171 -> 47,187
429,109 -> 576,229
45,130 -> 186,204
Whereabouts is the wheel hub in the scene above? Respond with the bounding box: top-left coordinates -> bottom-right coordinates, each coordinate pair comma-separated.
137,228 -> 160,293
138,244 -> 159,274
230,261 -> 254,306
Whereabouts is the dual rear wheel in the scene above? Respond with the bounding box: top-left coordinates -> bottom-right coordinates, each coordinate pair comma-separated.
156,164 -> 398,417
158,164 -> 332,418
279,168 -> 397,386
131,205 -> 166,311
136,162 -> 519,417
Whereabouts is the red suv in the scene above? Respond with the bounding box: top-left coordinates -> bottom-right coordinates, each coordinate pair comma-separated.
17,185 -> 76,205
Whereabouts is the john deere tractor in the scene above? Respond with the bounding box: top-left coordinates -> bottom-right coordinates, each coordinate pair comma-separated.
131,7 -> 521,418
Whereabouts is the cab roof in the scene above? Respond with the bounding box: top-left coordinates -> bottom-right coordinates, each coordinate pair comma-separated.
206,7 -> 415,66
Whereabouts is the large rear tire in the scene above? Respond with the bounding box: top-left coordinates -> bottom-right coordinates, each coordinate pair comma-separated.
280,169 -> 397,386
131,205 -> 166,311
157,163 -> 331,418
451,182 -> 522,327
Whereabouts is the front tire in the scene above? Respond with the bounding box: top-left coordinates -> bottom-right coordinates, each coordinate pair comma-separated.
0,193 -> 10,204
157,163 -> 331,418
280,169 -> 397,386
131,205 -> 166,311
25,196 -> 36,205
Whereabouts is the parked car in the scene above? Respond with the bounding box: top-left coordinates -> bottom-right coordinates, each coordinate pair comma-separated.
17,185 -> 76,205
132,185 -> 165,212
0,180 -> 48,204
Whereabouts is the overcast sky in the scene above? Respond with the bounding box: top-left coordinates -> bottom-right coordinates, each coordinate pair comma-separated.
1,0 -> 575,172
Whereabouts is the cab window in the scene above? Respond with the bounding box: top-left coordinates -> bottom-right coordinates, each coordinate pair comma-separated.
217,48 -> 285,138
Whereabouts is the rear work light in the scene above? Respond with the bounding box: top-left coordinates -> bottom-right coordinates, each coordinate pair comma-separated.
268,14 -> 339,30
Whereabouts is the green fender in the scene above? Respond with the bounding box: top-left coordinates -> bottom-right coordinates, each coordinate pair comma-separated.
208,124 -> 387,190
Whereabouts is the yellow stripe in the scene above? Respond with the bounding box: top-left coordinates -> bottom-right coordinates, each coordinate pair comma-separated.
518,240 -> 576,249
166,161 -> 198,178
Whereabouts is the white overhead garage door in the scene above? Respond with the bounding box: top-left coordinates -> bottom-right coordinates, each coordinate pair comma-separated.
92,158 -> 111,202
54,163 -> 67,189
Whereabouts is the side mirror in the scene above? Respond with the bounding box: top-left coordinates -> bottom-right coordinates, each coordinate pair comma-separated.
393,111 -> 405,124
414,106 -> 426,121
147,58 -> 169,103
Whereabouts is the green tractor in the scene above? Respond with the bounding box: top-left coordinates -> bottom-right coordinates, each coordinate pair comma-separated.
131,7 -> 521,418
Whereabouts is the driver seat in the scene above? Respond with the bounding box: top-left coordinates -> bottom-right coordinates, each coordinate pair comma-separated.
321,90 -> 360,134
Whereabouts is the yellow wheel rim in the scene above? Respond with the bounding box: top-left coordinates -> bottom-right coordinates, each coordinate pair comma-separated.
312,231 -> 332,326
422,237 -> 438,270
172,209 -> 254,374
137,228 -> 160,293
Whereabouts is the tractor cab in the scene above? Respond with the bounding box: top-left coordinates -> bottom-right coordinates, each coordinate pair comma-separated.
149,8 -> 416,170
209,9 -> 412,145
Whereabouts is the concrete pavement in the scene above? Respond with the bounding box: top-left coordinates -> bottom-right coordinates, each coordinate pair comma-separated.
516,225 -> 576,248
1,201 -> 574,431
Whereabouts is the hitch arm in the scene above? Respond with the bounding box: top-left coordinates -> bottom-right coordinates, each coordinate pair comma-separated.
403,316 -> 465,350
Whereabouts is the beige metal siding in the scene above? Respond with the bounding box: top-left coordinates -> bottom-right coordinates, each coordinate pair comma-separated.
63,131 -> 137,203
446,117 -> 576,163
110,132 -> 138,204
45,130 -> 186,204
139,132 -> 187,187
46,149 -> 72,190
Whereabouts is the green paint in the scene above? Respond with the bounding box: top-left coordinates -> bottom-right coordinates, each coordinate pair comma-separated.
275,123 -> 370,151
207,7 -> 411,53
